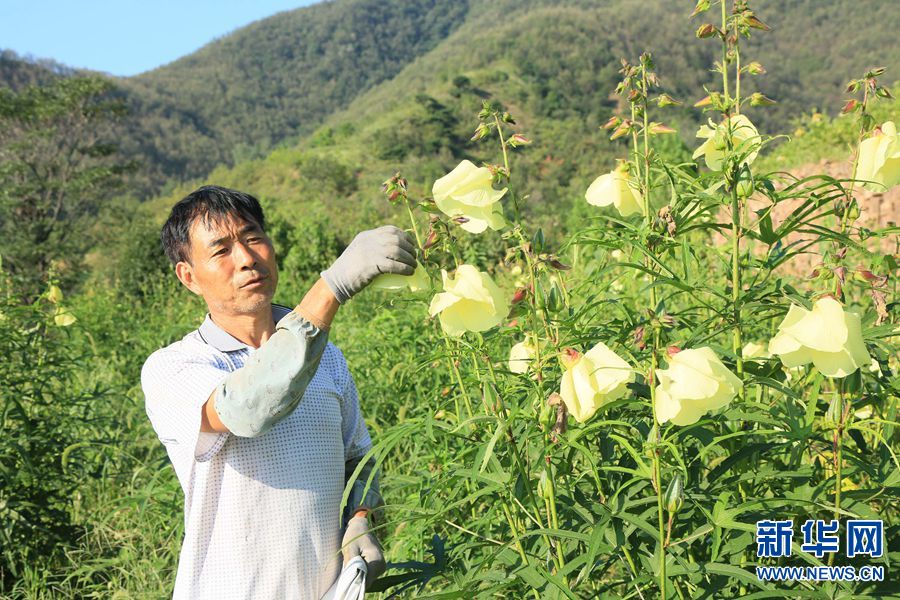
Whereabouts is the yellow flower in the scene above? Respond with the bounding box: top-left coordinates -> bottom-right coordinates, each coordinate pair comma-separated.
854,121 -> 900,192
432,160 -> 507,234
692,114 -> 761,171
768,297 -> 870,378
559,342 -> 635,423
584,164 -> 645,217
47,284 -> 64,304
428,265 -> 509,337
53,306 -> 77,327
741,341 -> 771,361
370,262 -> 430,292
656,347 -> 742,426
508,339 -> 536,375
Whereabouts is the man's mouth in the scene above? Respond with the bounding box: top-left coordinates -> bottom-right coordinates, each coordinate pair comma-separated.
240,275 -> 268,288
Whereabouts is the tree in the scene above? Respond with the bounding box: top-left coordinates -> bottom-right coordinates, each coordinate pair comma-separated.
0,76 -> 133,297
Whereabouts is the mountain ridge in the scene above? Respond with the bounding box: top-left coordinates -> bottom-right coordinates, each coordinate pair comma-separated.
1,0 -> 897,199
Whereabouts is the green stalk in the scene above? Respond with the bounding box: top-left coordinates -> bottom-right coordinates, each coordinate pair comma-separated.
829,381 -> 846,566
493,114 -> 520,223
721,0 -> 730,109
501,503 -> 542,600
734,34 -> 741,113
731,188 -> 745,399
444,339 -> 473,419
640,64 -> 667,600
404,198 -> 423,249
841,85 -> 871,234
482,353 -> 563,577
833,385 -> 846,519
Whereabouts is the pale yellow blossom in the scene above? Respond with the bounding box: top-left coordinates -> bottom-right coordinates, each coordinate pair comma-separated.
428,265 -> 509,337
432,160 -> 507,234
371,262 -> 430,292
693,114 -> 761,171
585,164 -> 645,217
559,343 -> 635,423
656,347 -> 742,426
854,121 -> 900,191
768,297 -> 870,378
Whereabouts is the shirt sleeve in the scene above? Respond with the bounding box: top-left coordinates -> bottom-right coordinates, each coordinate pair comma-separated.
141,347 -> 231,489
330,344 -> 373,463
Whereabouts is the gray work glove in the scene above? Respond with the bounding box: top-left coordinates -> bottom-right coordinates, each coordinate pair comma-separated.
341,516 -> 386,589
321,225 -> 417,304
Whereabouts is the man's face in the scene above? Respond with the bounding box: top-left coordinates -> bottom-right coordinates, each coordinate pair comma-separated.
175,213 -> 278,316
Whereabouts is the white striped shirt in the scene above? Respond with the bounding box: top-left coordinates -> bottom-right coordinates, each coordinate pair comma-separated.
141,304 -> 372,599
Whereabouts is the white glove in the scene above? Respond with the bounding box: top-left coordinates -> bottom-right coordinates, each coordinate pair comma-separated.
341,516 -> 385,589
321,226 -> 417,303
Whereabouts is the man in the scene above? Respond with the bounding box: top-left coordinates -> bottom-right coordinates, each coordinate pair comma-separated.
141,185 -> 417,599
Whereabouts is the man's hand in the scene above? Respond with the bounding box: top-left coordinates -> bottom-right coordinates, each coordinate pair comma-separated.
341,515 -> 385,589
321,225 -> 417,304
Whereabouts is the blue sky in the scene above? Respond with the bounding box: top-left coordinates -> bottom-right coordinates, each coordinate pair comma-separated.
0,0 -> 320,77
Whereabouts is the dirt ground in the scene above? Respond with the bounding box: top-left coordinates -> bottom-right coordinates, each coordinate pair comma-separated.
712,159 -> 898,278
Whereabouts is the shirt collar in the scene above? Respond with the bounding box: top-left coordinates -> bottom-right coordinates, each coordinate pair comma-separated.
198,303 -> 294,352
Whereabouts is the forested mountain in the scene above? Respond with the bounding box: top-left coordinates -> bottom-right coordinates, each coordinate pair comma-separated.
1,0 -> 897,198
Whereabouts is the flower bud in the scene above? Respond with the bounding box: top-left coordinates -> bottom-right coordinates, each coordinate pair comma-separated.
656,94 -> 682,108
690,0 -> 710,18
537,469 -> 552,498
602,115 -> 620,130
547,284 -> 563,313
665,473 -> 684,515
511,287 -> 528,304
471,123 -> 491,141
696,24 -> 720,39
735,165 -> 754,198
610,120 -> 632,141
648,122 -> 677,135
745,14 -> 770,30
745,62 -> 766,75
749,93 -> 777,106
841,100 -> 858,115
422,229 -> 439,250
508,133 -> 532,147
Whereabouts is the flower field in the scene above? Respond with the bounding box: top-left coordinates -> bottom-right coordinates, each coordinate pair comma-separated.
349,3 -> 898,597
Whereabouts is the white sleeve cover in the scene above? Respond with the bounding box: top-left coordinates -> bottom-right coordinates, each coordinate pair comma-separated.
213,311 -> 329,437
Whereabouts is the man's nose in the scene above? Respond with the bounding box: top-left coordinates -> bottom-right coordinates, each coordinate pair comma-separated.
233,241 -> 257,269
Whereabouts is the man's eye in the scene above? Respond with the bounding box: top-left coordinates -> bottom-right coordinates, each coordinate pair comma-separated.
213,248 -> 228,257
247,237 -> 262,243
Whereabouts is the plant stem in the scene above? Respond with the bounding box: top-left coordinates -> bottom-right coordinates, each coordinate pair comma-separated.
834,384 -> 846,520
829,381 -> 846,566
501,503 -> 542,600
639,62 -> 667,600
721,0 -> 730,109
482,353 -> 563,577
734,35 -> 741,113
404,198 -> 423,250
444,339 -> 473,419
731,188 -> 745,399
493,114 -> 520,223
841,86 -> 870,234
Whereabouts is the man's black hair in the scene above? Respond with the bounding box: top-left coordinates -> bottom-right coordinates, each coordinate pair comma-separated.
161,185 -> 266,266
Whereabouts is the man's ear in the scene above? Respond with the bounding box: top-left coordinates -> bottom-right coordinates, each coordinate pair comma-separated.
175,261 -> 202,295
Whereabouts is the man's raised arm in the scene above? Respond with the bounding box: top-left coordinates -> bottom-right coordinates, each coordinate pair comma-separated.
200,226 -> 417,437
